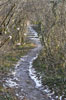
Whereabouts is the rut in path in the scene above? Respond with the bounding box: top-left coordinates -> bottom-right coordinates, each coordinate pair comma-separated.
4,26 -> 50,100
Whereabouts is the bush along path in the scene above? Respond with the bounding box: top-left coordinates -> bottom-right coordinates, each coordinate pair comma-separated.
3,26 -> 54,100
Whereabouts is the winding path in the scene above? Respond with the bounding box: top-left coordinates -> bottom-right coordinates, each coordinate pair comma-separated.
5,26 -> 50,100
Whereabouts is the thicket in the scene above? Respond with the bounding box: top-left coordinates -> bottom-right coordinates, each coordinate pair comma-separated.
0,0 -> 28,50
0,0 -> 66,99
33,0 -> 66,98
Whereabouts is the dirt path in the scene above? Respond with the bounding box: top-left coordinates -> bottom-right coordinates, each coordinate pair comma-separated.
4,26 -> 50,100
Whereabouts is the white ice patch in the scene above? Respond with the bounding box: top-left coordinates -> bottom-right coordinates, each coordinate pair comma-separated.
60,96 -> 62,100
29,54 -> 42,88
12,71 -> 16,76
56,96 -> 58,99
15,61 -> 21,69
13,77 -> 19,81
28,26 -> 38,38
20,58 -> 25,61
16,93 -> 19,97
3,84 -> 7,89
5,78 -> 18,88
44,88 -> 51,93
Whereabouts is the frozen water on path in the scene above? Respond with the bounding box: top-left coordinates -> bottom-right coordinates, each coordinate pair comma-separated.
4,26 -> 58,100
